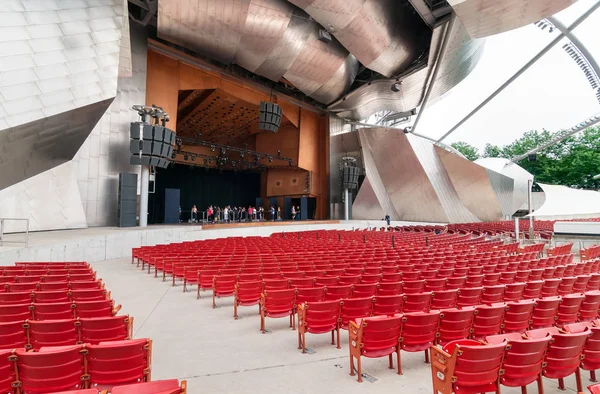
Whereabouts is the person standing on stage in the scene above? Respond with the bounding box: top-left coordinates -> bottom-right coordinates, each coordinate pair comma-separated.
207,206 -> 213,222
248,206 -> 253,221
191,205 -> 198,223
296,206 -> 301,220
224,206 -> 229,222
277,207 -> 281,221
215,206 -> 221,223
291,206 -> 296,220
270,206 -> 275,221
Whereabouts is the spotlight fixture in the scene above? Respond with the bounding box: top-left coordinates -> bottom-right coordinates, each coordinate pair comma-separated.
171,152 -> 176,159
231,160 -> 236,167
221,148 -> 227,155
210,145 -> 215,152
391,81 -> 402,92
184,154 -> 188,161
208,158 -> 213,164
240,151 -> 245,158
267,155 -> 273,163
191,155 -> 195,161
256,154 -> 261,161
318,29 -> 332,44
277,150 -> 281,157
288,159 -> 293,167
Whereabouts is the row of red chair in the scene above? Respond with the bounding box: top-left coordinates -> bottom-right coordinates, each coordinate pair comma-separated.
432,322 -> 600,393
0,299 -> 120,323
13,261 -> 89,267
3,280 -> 103,293
583,245 -> 600,261
548,242 -> 574,256
0,269 -> 94,277
0,339 -> 151,393
51,379 -> 187,394
0,316 -> 133,350
0,289 -> 109,305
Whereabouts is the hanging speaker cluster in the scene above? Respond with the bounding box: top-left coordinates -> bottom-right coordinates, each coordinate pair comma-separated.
129,122 -> 175,168
342,166 -> 360,190
259,101 -> 282,133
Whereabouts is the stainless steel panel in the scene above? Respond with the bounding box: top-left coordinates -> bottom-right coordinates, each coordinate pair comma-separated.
288,0 -> 431,77
351,176 -> 385,220
485,168 -> 515,218
327,19 -> 485,120
435,145 -> 506,221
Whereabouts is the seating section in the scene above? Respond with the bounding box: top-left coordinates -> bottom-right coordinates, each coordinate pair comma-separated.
0,261 -> 183,394
582,244 -> 600,261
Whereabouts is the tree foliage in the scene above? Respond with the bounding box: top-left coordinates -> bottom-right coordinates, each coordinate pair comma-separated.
451,126 -> 600,189
451,141 -> 479,161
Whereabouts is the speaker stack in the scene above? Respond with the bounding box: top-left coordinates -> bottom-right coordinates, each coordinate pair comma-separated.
129,122 -> 175,168
342,166 -> 360,190
259,101 -> 283,133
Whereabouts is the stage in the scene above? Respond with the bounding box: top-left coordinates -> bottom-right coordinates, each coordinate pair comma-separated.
0,219 -> 419,266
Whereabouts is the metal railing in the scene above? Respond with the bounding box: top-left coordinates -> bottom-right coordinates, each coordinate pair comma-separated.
0,218 -> 30,247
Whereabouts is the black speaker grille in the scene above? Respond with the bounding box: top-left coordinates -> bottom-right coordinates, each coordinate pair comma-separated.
259,101 -> 283,133
342,166 -> 360,189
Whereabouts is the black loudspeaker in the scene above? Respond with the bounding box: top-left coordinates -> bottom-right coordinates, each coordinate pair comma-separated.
118,173 -> 138,227
259,101 -> 282,133
528,154 -> 537,162
342,166 -> 360,190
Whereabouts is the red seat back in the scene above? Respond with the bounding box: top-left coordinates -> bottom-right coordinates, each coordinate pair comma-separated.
431,289 -> 458,310
503,300 -> 535,334
543,331 -> 590,379
87,338 -> 151,388
299,300 -> 340,334
471,304 -> 506,339
530,297 -> 561,329
73,300 -> 115,319
0,321 -> 27,349
437,308 -> 475,346
356,316 -> 402,358
235,281 -> 263,305
17,345 -> 85,392
372,295 -> 403,316
262,289 -> 296,316
33,302 -> 74,320
339,297 -> 373,329
324,285 -> 352,301
500,337 -> 551,388
79,316 -> 131,344
400,311 -> 440,352
403,292 -> 432,313
451,342 -> 506,393
295,287 -> 325,304
0,304 -> 31,322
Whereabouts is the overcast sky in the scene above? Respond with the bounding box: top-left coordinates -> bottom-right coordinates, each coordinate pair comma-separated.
414,0 -> 600,151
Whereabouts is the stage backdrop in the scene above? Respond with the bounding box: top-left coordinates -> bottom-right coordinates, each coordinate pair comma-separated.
149,164 -> 260,223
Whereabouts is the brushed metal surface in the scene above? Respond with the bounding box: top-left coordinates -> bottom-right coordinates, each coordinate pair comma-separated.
158,0 -> 358,105
485,168 -> 515,218
327,18 -> 485,120
448,0 -> 578,38
436,146 -> 507,221
475,158 -> 534,216
287,0 -> 431,77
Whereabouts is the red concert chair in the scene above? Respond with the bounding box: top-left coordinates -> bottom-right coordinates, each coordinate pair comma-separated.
87,338 -> 152,389
504,282 -> 526,302
530,297 -> 561,329
27,319 -> 78,350
403,292 -> 432,313
564,322 -> 600,382
339,297 -> 373,330
289,277 -> 315,289
0,292 -> 32,305
401,280 -> 425,294
0,321 -> 27,349
295,287 -> 326,305
263,278 -> 291,291
481,285 -> 505,305
372,295 -> 403,316
0,304 -> 31,322
431,339 -> 506,394
70,289 -> 107,302
471,304 -> 506,339
70,281 -> 103,290
523,281 -> 544,299
456,287 -> 483,308
324,285 -> 352,301
0,349 -> 16,393
351,283 -> 377,298
359,274 -> 381,284
541,330 -> 590,392
297,300 -> 341,353
558,276 -> 577,296
580,291 -> 600,322
38,282 -> 70,291
16,345 -> 86,393
399,311 -> 440,368
32,302 -> 74,320
212,274 -> 238,308
314,277 -> 339,287
260,289 -> 296,333
494,335 -> 551,393
338,275 -> 361,286
574,275 -> 591,293
503,300 -> 535,334
540,278 -> 561,297
348,316 -> 402,382
556,294 -> 584,326
482,272 -> 501,286
377,281 -> 402,296
437,308 -> 475,346
445,276 -> 466,290
110,379 -> 187,394
424,278 -> 446,292
5,282 -> 38,292
73,300 -> 118,319
233,281 -> 263,319
430,289 -> 458,310
79,316 -> 132,344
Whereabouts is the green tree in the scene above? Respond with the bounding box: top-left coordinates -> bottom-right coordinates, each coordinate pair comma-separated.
451,141 -> 479,161
482,143 -> 502,158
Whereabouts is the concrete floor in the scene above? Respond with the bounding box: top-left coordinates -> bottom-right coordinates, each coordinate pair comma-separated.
93,258 -> 590,394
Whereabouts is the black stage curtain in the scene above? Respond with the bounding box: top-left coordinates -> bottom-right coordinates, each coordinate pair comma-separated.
149,164 -> 260,224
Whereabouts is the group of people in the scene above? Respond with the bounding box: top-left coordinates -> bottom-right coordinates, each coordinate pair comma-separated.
187,205 -> 283,223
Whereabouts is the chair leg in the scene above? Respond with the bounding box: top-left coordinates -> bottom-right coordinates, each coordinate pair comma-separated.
398,348 -> 403,375
183,279 -> 187,293
591,370 -> 597,382
350,354 -> 355,376
558,377 -> 565,390
388,354 -> 393,369
521,385 -> 527,394
575,368 -> 584,393
196,287 -> 201,300
261,315 -> 266,333
356,355 -> 363,383
331,330 -> 334,345
537,374 -> 544,394
212,293 -> 216,309
298,329 -> 302,351
234,302 -> 238,320
336,327 -> 341,349
292,313 -> 296,331
424,349 -> 429,364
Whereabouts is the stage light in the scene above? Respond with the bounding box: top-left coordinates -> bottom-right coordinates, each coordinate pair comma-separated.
318,29 -> 332,44
268,155 -> 273,163
208,158 -> 213,164
231,161 -> 236,167
391,81 -> 402,92
191,155 -> 195,161
210,145 -> 215,152
221,148 -> 227,155
289,159 -> 293,167
184,154 -> 188,161
240,151 -> 245,158
171,153 -> 176,159
277,150 -> 281,157
256,154 -> 261,161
